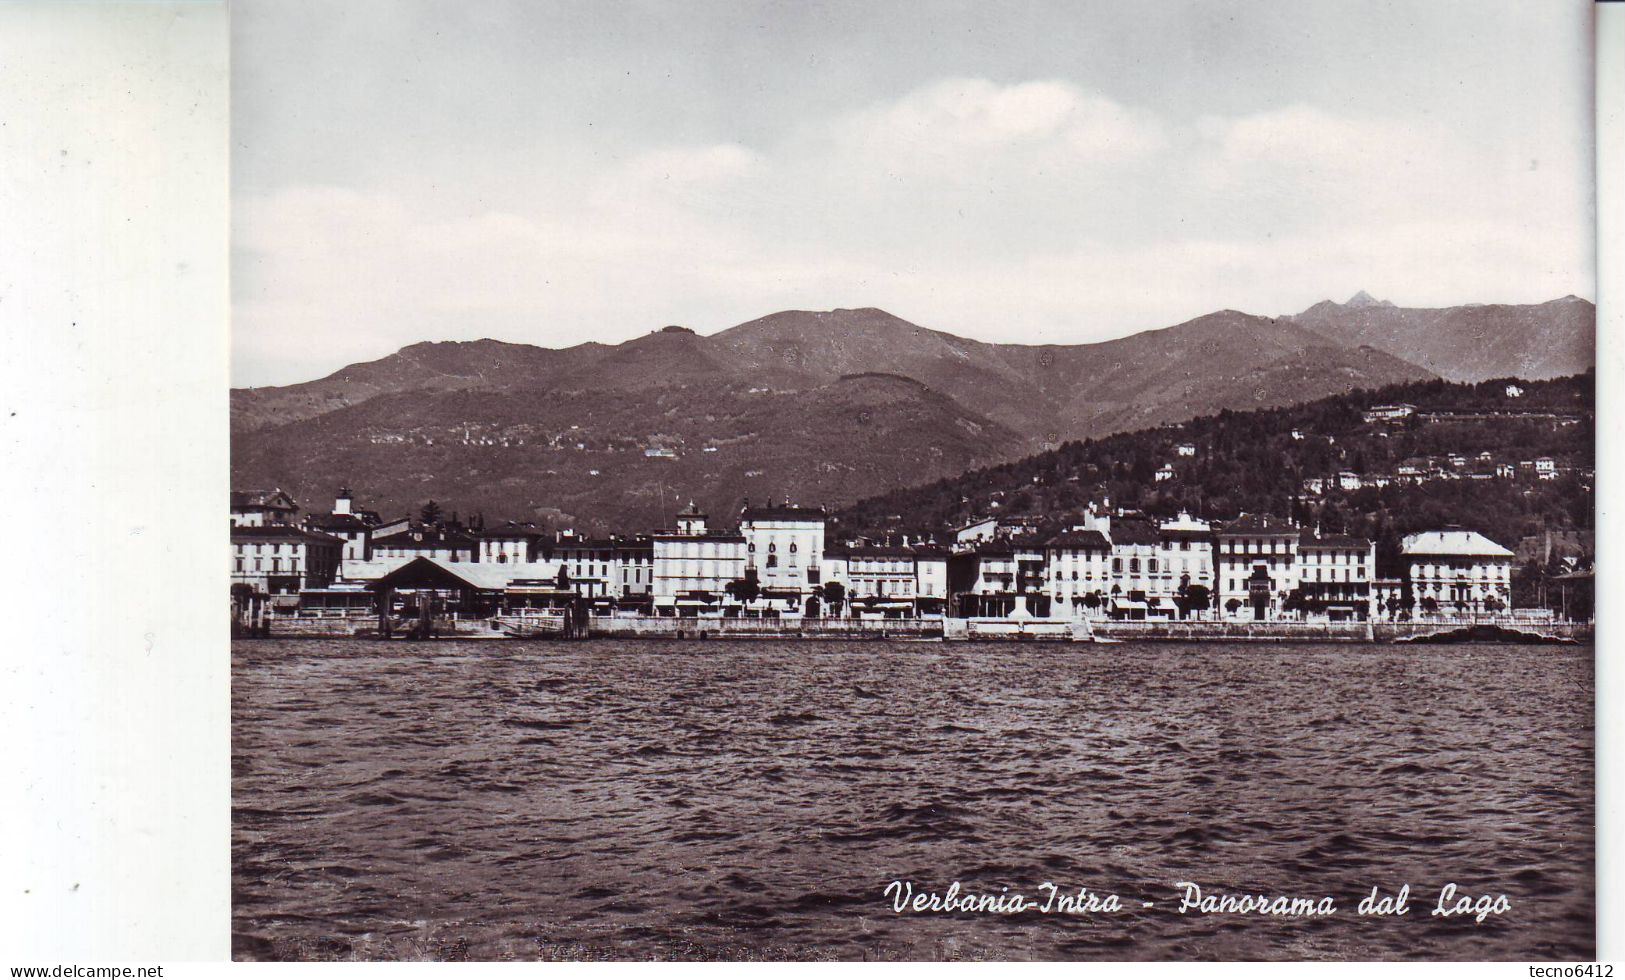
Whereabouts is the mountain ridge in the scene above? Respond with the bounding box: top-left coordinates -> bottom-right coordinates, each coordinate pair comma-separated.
231,296 -> 1590,528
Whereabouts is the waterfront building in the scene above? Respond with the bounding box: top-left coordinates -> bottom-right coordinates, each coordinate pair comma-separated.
1105,519 -> 1172,620
553,534 -> 618,599
949,543 -> 1017,617
650,504 -> 747,614
824,543 -> 948,617
1216,514 -> 1301,621
1294,530 -> 1377,621
231,524 -> 344,603
1401,528 -> 1515,618
740,502 -> 827,601
914,547 -> 949,612
231,488 -> 299,527
1159,512 -> 1216,618
1041,528 -> 1111,620
615,537 -> 654,601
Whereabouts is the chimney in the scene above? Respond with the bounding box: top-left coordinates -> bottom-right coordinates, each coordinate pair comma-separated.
335,487 -> 353,516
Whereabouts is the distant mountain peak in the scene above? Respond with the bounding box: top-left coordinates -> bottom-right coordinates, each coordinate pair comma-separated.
1345,290 -> 1392,308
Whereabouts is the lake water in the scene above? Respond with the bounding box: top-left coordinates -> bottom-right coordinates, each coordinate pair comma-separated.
232,639 -> 1593,960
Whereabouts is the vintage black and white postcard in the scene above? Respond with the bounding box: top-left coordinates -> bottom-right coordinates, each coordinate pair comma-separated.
222,0 -> 1601,962
5,0 -> 1615,970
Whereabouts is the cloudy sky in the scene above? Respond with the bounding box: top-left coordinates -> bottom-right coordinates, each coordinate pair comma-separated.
232,0 -> 1595,387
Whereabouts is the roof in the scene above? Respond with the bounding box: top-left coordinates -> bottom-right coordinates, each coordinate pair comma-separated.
1107,520 -> 1160,546
1402,529 -> 1515,558
741,504 -> 827,523
1043,529 -> 1111,551
231,489 -> 297,510
1299,530 -> 1372,549
1159,527 -> 1212,542
479,523 -> 548,540
334,557 -> 413,582
231,524 -> 344,545
651,530 -> 746,543
1218,514 -> 1298,536
826,543 -> 949,559
306,513 -> 372,531
554,536 -> 619,550
368,556 -> 533,592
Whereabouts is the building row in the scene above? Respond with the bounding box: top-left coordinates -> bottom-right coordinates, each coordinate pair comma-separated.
232,487 -> 1522,623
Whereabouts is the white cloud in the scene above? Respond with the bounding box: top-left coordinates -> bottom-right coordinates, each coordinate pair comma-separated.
234,78 -> 1593,386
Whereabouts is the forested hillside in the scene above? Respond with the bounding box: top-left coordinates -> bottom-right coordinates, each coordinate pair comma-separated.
836,373 -> 1594,573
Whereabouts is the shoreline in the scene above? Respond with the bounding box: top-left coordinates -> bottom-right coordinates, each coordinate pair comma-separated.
247,616 -> 1590,645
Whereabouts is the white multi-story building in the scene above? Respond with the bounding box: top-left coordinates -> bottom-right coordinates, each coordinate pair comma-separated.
231,524 -> 344,601
1295,530 -> 1377,620
1402,528 -> 1515,618
1216,514 -> 1301,620
1105,519 -> 1171,619
616,538 -> 654,599
1042,528 -> 1112,619
553,535 -> 619,599
824,544 -> 950,617
651,504 -> 746,613
740,503 -> 827,598
1159,512 -> 1215,617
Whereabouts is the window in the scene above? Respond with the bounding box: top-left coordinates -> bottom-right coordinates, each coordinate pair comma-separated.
789,543 -> 797,553
1129,558 -> 1139,574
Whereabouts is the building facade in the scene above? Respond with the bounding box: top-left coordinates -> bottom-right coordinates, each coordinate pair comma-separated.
1401,529 -> 1515,618
1216,514 -> 1301,620
740,503 -> 827,599
1042,529 -> 1112,619
231,525 -> 344,599
651,505 -> 746,612
1295,530 -> 1377,620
